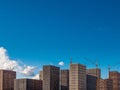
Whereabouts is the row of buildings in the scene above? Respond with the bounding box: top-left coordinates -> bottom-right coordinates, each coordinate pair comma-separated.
0,63 -> 120,90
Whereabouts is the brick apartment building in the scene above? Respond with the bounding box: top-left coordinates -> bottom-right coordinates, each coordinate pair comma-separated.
87,68 -> 101,78
60,69 -> 69,90
14,79 -> 42,90
0,70 -> 16,90
109,71 -> 120,90
69,63 -> 86,90
87,74 -> 97,90
97,78 -> 113,90
43,65 -> 60,90
39,71 -> 43,80
87,68 -> 101,90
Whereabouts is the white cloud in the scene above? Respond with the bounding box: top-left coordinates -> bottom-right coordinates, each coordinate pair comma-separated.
21,66 -> 36,76
32,74 -> 39,80
0,47 -> 37,77
58,61 -> 64,66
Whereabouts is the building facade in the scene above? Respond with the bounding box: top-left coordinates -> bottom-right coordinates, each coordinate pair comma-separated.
39,71 -> 43,80
97,78 -> 113,90
87,74 -> 97,90
60,70 -> 69,90
87,68 -> 101,78
104,79 -> 113,90
0,70 -> 16,90
43,65 -> 60,90
14,79 -> 42,90
87,68 -> 101,90
109,71 -> 120,90
69,63 -> 86,90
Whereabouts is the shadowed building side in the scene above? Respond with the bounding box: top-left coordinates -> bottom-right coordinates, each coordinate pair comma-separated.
43,65 -> 60,90
87,74 -> 97,90
86,68 -> 101,90
60,70 -> 69,90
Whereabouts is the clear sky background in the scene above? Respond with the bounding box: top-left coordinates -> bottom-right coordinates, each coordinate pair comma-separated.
0,0 -> 120,78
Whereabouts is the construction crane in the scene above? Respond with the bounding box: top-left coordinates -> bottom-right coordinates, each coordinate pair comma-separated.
84,57 -> 100,89
108,62 -> 120,78
84,57 -> 100,79
70,57 -> 72,64
84,57 -> 99,69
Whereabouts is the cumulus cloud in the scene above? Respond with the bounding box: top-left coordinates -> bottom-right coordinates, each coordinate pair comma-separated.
32,74 -> 39,80
21,66 -> 36,76
58,61 -> 64,66
0,47 -> 37,77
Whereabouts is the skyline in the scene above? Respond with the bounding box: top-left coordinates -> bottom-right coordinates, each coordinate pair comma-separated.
0,46 -> 120,79
0,0 -> 120,78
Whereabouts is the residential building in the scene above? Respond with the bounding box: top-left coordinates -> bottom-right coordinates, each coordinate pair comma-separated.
0,70 -> 16,90
60,69 -> 69,90
14,79 -> 42,90
43,65 -> 60,90
69,63 -> 86,90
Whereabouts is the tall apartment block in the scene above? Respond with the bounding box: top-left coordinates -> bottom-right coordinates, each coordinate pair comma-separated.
0,70 -> 16,90
87,68 -> 101,90
97,78 -> 113,90
69,63 -> 86,90
14,79 -> 42,90
39,71 -> 43,80
43,65 -> 60,90
60,69 -> 69,90
109,71 -> 120,90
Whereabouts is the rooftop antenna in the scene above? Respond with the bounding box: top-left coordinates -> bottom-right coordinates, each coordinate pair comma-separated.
108,65 -> 110,78
70,57 -> 72,64
108,65 -> 110,72
9,66 -> 15,71
95,59 -> 98,69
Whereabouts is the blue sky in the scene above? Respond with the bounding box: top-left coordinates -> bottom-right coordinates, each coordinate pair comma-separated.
0,0 -> 120,78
